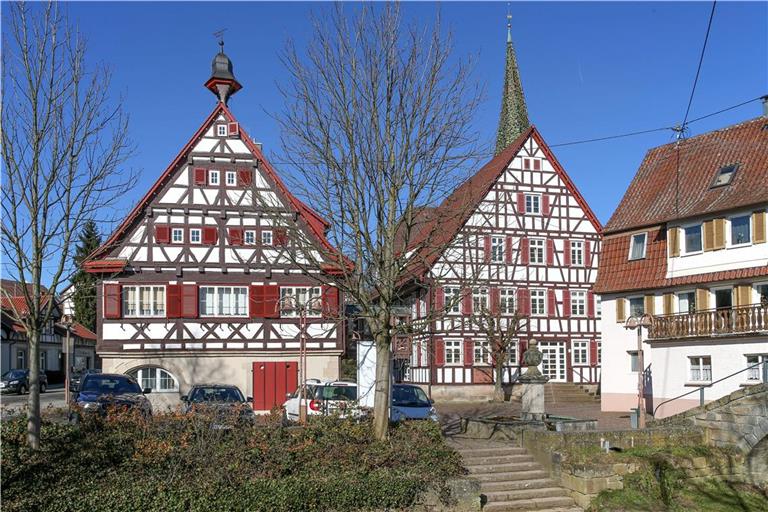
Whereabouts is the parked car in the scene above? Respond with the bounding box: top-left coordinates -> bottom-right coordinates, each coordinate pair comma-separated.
0,369 -> 48,395
282,379 -> 359,423
70,373 -> 152,422
181,384 -> 255,429
390,384 -> 438,423
69,368 -> 101,392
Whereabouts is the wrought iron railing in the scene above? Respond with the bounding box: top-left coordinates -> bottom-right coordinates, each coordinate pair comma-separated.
648,303 -> 768,340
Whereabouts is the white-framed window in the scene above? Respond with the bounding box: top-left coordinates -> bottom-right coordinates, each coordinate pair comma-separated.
444,286 -> 461,314
40,350 -> 47,371
628,232 -> 647,260
571,290 -> 587,316
420,341 -> 428,368
16,349 -> 26,369
570,241 -> 584,266
500,288 -> 515,315
677,291 -> 696,314
474,340 -> 490,365
244,230 -> 256,245
209,169 -> 220,186
529,239 -> 545,265
730,215 -> 751,246
280,286 -> 322,317
689,356 -> 712,383
596,295 -> 602,319
171,228 -> 184,243
756,283 -> 768,306
628,296 -> 645,318
572,341 -> 589,366
190,228 -> 201,244
217,124 -> 227,137
444,339 -> 463,366
261,230 -> 273,246
525,194 -> 541,214
628,350 -> 640,372
473,288 -> 489,313
683,224 -> 702,254
597,341 -> 602,365
746,354 -> 767,382
506,340 -> 518,365
226,171 -> 236,186
122,285 -> 165,317
530,289 -> 546,316
199,286 -> 248,317
491,236 -> 505,262
128,367 -> 179,392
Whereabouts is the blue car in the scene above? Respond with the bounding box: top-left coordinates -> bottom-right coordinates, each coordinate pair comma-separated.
390,384 -> 438,422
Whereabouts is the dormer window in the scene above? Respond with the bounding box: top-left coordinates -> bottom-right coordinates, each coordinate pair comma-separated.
710,163 -> 738,188
217,124 -> 227,137
628,232 -> 647,260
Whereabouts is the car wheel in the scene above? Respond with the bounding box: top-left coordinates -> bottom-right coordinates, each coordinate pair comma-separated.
69,412 -> 80,425
281,409 -> 290,426
40,383 -> 46,393
18,385 -> 26,395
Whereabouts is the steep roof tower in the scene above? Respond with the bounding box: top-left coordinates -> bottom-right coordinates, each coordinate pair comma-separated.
495,12 -> 530,154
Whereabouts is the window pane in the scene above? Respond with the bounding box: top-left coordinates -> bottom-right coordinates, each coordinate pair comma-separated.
159,369 -> 175,390
153,287 -> 165,316
684,225 -> 702,253
731,216 -> 751,245
630,234 -> 646,260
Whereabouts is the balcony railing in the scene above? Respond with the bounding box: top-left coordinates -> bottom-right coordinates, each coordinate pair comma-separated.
649,302 -> 768,340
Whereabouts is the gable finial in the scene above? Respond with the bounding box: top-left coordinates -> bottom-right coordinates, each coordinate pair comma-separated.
205,28 -> 242,105
507,3 -> 512,43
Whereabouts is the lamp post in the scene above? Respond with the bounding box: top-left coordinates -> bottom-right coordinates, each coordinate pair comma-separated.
62,314 -> 73,404
624,313 -> 652,429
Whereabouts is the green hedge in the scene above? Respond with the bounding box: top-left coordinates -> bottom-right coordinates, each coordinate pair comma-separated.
2,412 -> 463,512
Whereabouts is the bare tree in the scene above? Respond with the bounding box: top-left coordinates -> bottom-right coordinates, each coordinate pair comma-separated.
272,3 -> 484,439
1,1 -> 135,448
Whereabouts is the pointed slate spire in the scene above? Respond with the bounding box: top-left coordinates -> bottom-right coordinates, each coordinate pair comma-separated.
495,12 -> 530,155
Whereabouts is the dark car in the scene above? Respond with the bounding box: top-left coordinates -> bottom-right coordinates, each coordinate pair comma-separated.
390,384 -> 438,423
70,373 -> 152,422
0,369 -> 48,394
69,368 -> 101,392
181,384 -> 255,429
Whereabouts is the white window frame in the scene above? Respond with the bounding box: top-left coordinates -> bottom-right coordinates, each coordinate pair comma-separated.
444,339 -> 463,366
524,193 -> 541,215
122,285 -> 166,318
209,169 -> 220,186
728,214 -> 752,247
529,238 -> 545,265
490,236 -> 505,263
628,296 -> 645,318
745,354 -> 768,382
689,356 -> 712,383
40,350 -> 48,371
506,339 -> 518,365
472,288 -> 489,314
129,367 -> 179,392
244,230 -> 256,245
500,288 -> 515,315
755,282 -> 768,306
279,286 -> 322,318
171,228 -> 184,243
570,240 -> 584,266
572,341 -> 589,366
676,290 -> 696,314
473,340 -> 490,366
225,171 -> 236,186
190,228 -> 201,244
16,349 -> 26,369
628,232 -> 647,260
530,289 -> 546,317
570,290 -> 587,317
199,286 -> 249,317
444,286 -> 461,315
681,223 -> 703,255
595,295 -> 602,319
261,230 -> 273,246
217,124 -> 227,137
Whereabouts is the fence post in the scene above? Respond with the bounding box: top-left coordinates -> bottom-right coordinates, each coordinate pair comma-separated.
699,387 -> 705,407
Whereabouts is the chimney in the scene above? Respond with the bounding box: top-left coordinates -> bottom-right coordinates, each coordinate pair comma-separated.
762,95 -> 768,117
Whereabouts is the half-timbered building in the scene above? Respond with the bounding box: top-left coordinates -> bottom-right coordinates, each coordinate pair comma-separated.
398,25 -> 602,400
84,45 -> 343,411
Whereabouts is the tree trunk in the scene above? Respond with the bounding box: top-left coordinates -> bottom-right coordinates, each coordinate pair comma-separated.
493,358 -> 505,402
27,328 -> 41,449
373,332 -> 392,440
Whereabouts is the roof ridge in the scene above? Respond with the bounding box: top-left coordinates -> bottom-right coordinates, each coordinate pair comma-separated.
649,115 -> 765,153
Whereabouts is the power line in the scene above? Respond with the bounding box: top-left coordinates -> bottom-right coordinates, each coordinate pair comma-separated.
681,1 -> 717,131
549,126 -> 673,148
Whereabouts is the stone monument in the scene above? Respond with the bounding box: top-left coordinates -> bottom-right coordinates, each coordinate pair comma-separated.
518,339 -> 548,421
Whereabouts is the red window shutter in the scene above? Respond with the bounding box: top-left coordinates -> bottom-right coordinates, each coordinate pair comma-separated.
237,168 -> 252,187
590,339 -> 598,367
533,159 -> 541,171
155,225 -> 170,244
563,289 -> 571,318
274,228 -> 288,247
505,236 -> 513,264
484,235 -> 491,263
434,287 -> 445,312
490,287 -> 500,314
228,122 -> 239,136
103,284 -> 122,319
517,288 -> 530,316
587,290 -> 595,318
249,285 -> 264,318
546,239 -> 555,266
462,288 -> 473,315
564,240 -> 572,266
228,228 -> 243,246
434,338 -> 445,367
182,284 -> 198,318
464,338 -> 474,367
194,168 -> 207,186
166,284 -> 182,318
203,227 -> 218,245
517,193 -> 526,214
548,289 -> 557,318
518,339 -> 528,364
524,158 -> 531,170
542,195 -> 551,216
519,238 -> 529,265
263,285 -> 280,318
321,285 -> 339,318
584,241 -> 592,267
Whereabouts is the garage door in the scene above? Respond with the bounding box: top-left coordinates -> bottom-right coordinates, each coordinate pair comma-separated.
252,361 -> 298,411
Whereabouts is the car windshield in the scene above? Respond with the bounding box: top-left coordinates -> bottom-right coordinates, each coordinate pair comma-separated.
189,387 -> 244,403
3,370 -> 26,380
314,385 -> 357,401
392,386 -> 431,407
81,375 -> 142,394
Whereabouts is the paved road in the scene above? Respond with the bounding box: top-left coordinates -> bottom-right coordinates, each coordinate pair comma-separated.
1,388 -> 68,412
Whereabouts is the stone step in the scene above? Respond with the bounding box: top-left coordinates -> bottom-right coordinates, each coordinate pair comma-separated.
462,454 -> 535,465
473,469 -> 551,483
480,478 -> 558,493
466,461 -> 541,474
483,496 -> 578,511
484,486 -> 571,503
455,446 -> 527,457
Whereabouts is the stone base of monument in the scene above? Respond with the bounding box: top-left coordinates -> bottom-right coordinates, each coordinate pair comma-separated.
519,375 -> 548,422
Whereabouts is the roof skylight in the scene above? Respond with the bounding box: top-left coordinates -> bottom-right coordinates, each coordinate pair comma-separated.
710,163 -> 739,188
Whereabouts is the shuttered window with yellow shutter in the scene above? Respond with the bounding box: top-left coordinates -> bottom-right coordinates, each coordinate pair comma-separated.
668,227 -> 680,257
713,218 -> 726,250
703,220 -> 714,251
696,288 -> 710,311
753,211 -> 766,244
663,293 -> 674,315
644,295 -> 655,316
616,298 -> 626,323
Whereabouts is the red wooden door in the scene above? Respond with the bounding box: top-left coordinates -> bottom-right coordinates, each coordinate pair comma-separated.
252,361 -> 298,410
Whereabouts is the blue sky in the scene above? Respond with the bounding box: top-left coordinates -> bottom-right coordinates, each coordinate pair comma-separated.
7,2 -> 768,227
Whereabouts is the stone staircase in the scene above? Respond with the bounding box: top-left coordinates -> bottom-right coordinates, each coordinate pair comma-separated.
449,439 -> 582,511
541,383 -> 598,405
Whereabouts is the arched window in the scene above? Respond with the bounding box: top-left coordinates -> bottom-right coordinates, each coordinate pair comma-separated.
128,367 -> 178,392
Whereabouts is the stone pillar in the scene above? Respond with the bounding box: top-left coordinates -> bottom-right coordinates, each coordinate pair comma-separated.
518,339 -> 549,421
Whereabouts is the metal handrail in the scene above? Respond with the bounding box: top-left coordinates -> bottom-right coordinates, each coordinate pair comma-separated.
652,361 -> 766,417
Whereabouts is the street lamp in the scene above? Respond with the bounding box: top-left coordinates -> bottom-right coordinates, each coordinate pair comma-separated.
624,313 -> 653,429
61,314 -> 73,404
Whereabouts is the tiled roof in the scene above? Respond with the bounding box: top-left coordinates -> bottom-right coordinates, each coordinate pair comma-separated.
0,280 -> 48,296
604,116 -> 768,234
69,322 -> 97,340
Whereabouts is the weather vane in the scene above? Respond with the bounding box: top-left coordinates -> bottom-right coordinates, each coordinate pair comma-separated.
213,28 -> 227,50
